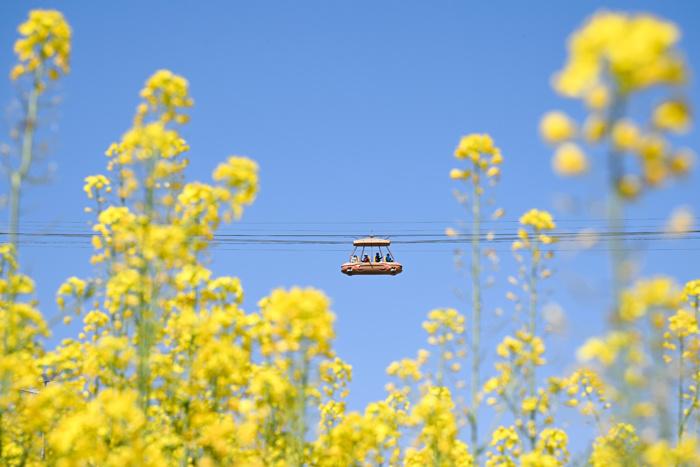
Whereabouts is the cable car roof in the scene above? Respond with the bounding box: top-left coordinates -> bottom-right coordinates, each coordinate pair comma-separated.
353,237 -> 391,247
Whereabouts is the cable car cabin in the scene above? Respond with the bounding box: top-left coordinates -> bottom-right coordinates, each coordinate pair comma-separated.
341,237 -> 403,276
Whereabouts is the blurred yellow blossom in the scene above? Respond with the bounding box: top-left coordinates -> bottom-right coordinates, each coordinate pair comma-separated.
589,423 -> 640,467
540,111 -> 576,143
667,309 -> 698,338
611,120 -> 640,151
554,12 -> 685,96
520,209 -> 556,231
11,10 -> 71,81
552,143 -> 588,176
665,206 -> 695,236
653,100 -> 691,133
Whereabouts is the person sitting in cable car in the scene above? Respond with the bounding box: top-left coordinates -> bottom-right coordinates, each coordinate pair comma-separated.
375,252 -> 383,262
362,255 -> 370,263
385,253 -> 393,262
351,255 -> 359,263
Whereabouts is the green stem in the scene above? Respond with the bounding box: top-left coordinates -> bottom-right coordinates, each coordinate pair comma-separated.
469,169 -> 482,456
9,67 -> 42,250
678,336 -> 685,442
137,155 -> 157,411
678,300 -> 700,440
605,95 -> 627,324
528,242 -> 539,397
527,241 -> 539,451
693,299 -> 700,433
290,347 -> 310,465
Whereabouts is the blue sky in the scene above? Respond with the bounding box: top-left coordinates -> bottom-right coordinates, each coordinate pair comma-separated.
2,0 -> 700,454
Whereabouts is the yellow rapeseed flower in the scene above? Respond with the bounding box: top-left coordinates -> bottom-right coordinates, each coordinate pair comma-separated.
616,175 -> 641,199
11,10 -> 71,81
611,120 -> 639,151
667,309 -> 698,338
519,209 -> 556,231
653,100 -> 691,133
589,423 -> 639,467
665,206 -> 694,236
552,143 -> 588,176
540,111 -> 576,143
554,12 -> 685,96
583,115 -> 606,143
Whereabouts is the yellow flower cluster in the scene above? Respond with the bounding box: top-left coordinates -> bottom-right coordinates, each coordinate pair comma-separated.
256,287 -> 335,358
213,156 -> 260,220
618,275 -> 681,322
423,308 -> 465,343
513,209 -> 556,256
683,279 -> 700,303
451,133 -> 503,183
318,357 -> 352,430
590,423 -> 640,467
83,174 -> 111,200
540,111 -> 589,176
577,331 -> 635,367
115,122 -> 190,162
386,349 -> 429,383
666,309 -> 698,339
555,12 -> 685,96
561,368 -> 609,416
405,386 -> 473,466
519,209 -> 556,231
590,425 -> 700,466
496,330 -> 545,367
0,245 -> 50,464
543,12 -> 694,194
533,428 -> 569,465
487,425 -> 521,465
487,426 -> 569,466
313,390 -> 409,466
48,388 -> 166,465
540,111 -> 576,144
420,308 -> 467,380
483,330 -> 546,410
644,437 -> 700,466
11,10 -> 71,81
653,100 -> 691,133
138,69 -> 194,124
552,143 -> 588,177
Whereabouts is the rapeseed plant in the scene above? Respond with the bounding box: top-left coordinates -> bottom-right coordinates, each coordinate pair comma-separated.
1,7 -> 699,467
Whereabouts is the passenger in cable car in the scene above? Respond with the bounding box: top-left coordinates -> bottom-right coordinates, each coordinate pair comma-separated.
351,255 -> 359,263
375,252 -> 383,262
385,253 -> 393,262
362,255 -> 370,263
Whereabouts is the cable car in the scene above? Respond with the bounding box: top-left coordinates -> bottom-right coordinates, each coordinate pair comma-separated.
341,237 -> 403,276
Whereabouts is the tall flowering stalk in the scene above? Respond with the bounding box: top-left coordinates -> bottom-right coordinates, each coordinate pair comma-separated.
449,133 -> 502,457
0,244 -> 49,462
385,308 -> 474,465
578,277 -> 685,439
512,209 -> 556,394
0,11 -> 70,462
6,10 -> 71,249
482,209 -> 566,458
541,12 -> 693,318
513,210 -> 556,339
42,68 -> 355,466
684,281 -> 700,435
664,280 -> 700,443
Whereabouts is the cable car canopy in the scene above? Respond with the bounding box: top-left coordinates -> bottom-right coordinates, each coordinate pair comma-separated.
352,237 -> 392,247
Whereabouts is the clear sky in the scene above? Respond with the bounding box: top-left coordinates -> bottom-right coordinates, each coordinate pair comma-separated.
2,0 -> 699,454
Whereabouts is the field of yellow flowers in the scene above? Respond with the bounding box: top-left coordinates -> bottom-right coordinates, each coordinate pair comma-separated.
1,8 -> 699,466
